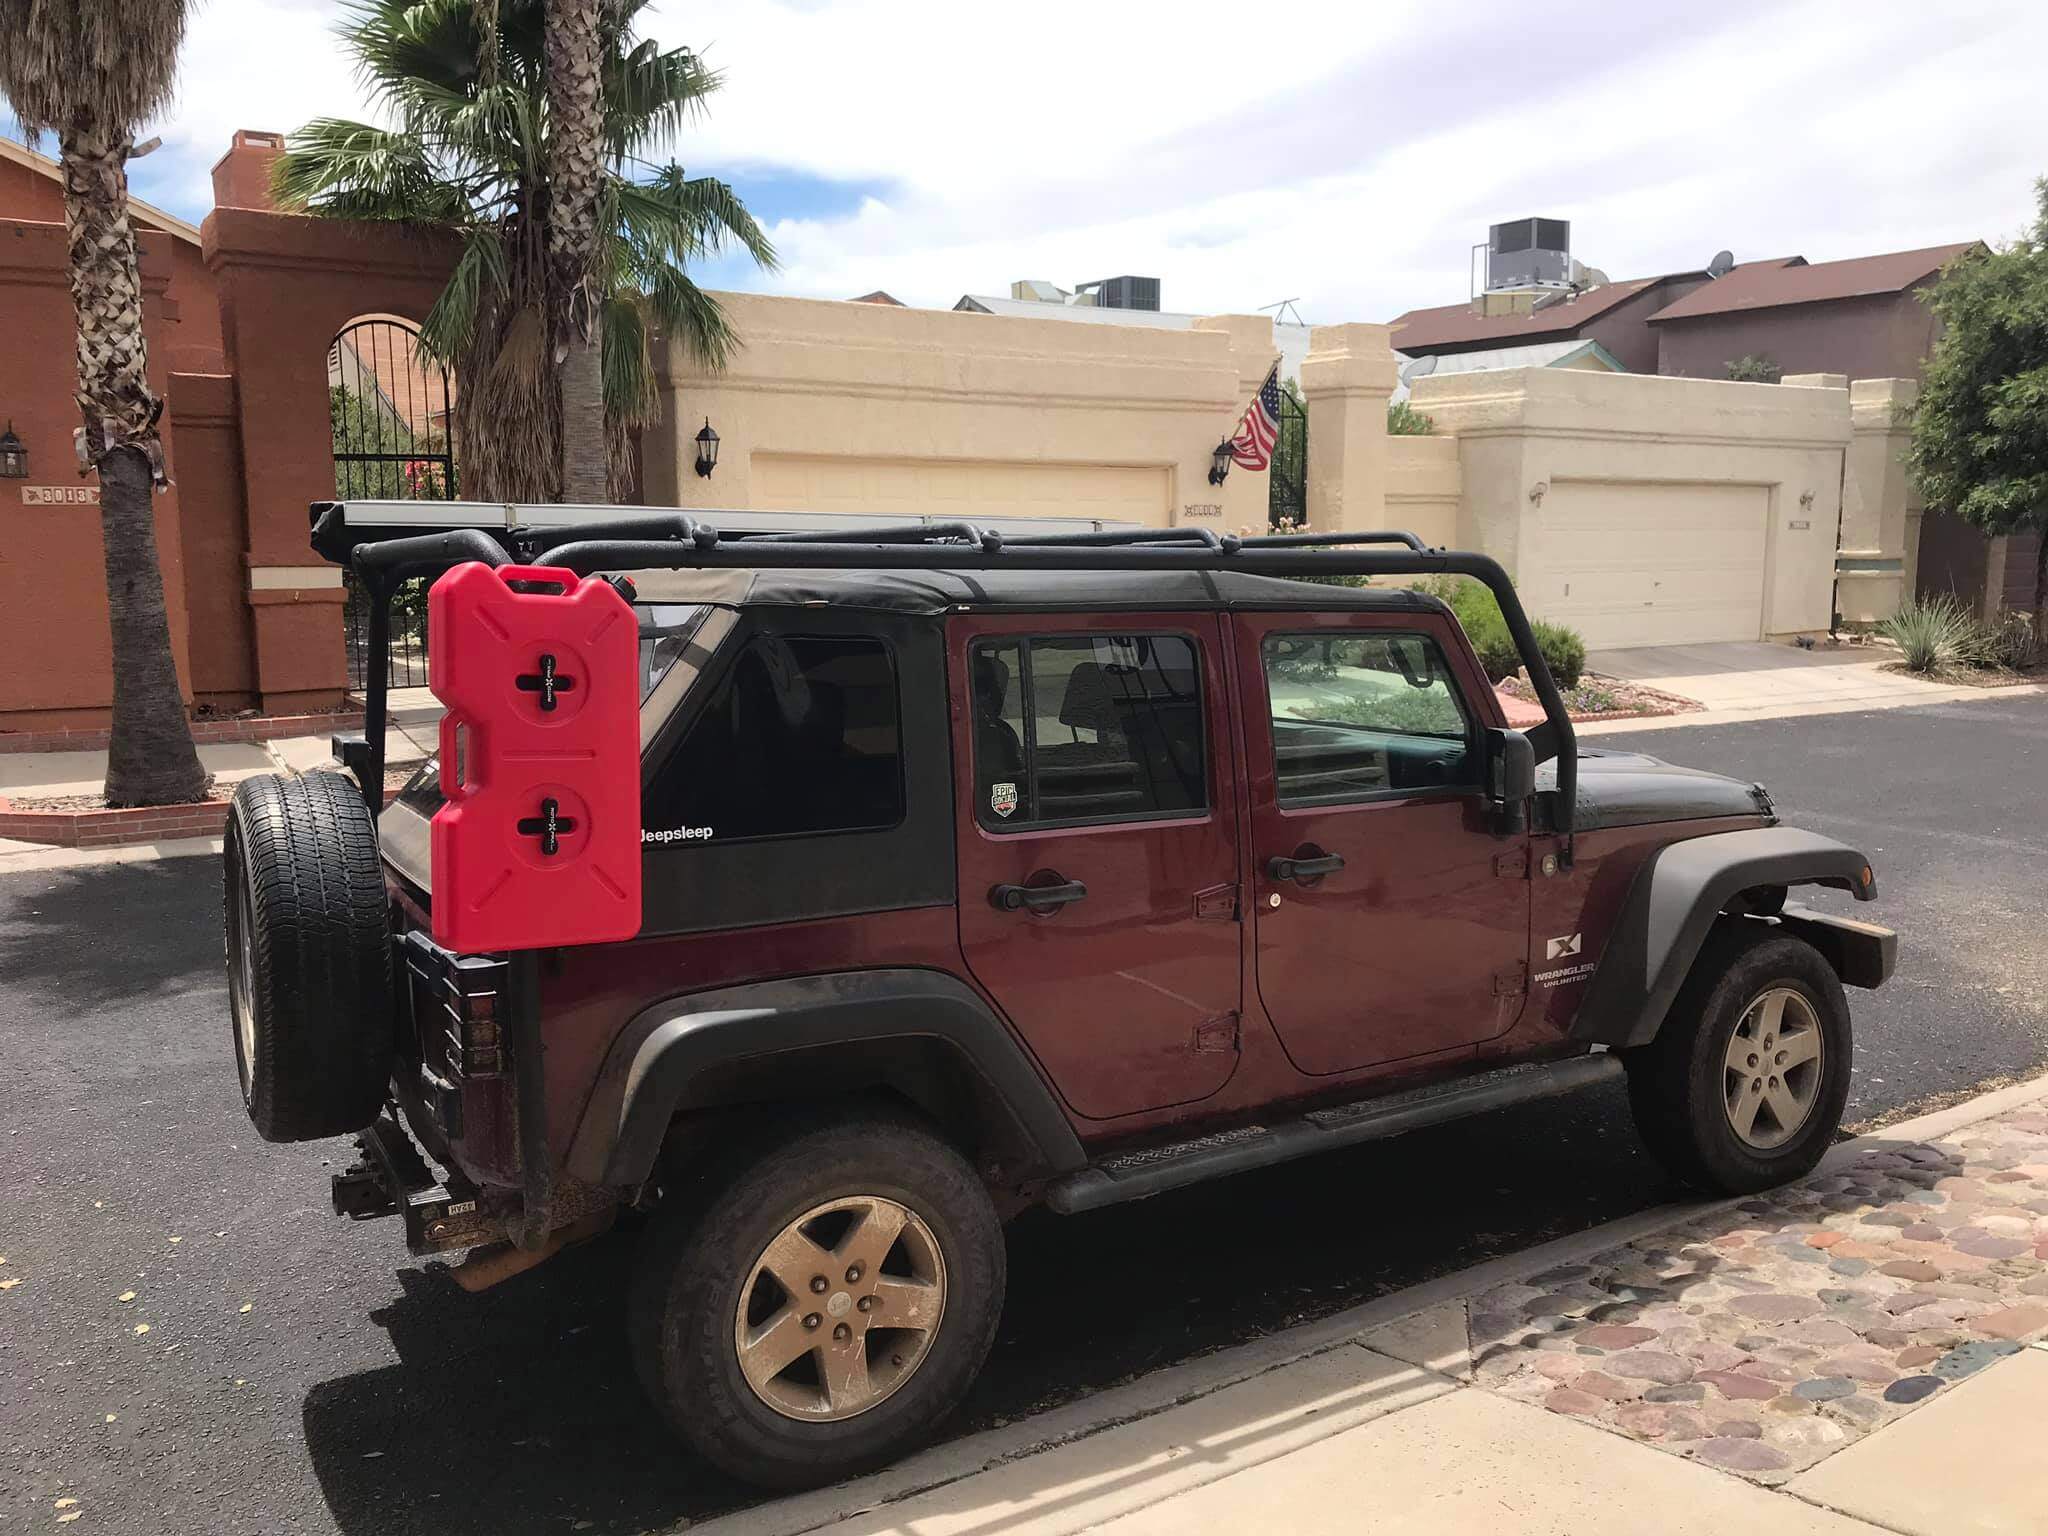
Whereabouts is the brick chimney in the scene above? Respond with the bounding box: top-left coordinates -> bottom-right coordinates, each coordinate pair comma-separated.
210,130 -> 288,212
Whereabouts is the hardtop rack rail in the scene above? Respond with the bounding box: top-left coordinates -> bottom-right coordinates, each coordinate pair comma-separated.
314,501 -> 1577,847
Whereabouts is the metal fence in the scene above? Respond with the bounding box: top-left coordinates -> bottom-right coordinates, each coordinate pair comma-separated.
331,317 -> 456,690
1269,382 -> 1307,529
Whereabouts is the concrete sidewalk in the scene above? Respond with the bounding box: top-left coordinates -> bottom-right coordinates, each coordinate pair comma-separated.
706,1074 -> 2048,1536
1580,640 -> 2048,736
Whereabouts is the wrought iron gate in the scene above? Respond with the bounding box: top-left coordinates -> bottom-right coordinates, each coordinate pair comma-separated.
1268,381 -> 1307,529
331,317 -> 457,690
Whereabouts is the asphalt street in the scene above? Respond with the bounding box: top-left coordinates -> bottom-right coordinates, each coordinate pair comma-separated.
3,692 -> 2044,1534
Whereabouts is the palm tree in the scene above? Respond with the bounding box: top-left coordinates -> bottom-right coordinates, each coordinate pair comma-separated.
545,0 -> 607,504
0,0 -> 209,806
276,0 -> 774,503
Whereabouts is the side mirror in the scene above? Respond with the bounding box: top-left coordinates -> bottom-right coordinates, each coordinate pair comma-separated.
1485,728 -> 1535,835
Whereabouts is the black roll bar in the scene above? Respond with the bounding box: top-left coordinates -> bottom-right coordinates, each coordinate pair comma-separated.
330,510 -> 1577,851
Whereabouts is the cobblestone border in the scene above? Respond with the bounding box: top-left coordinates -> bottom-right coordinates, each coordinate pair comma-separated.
1457,1103 -> 2048,1482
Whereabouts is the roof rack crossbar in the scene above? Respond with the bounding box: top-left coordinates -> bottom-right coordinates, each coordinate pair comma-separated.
1001,527 -> 1229,550
734,521 -> 1002,552
515,515 -> 717,555
1238,530 -> 1430,551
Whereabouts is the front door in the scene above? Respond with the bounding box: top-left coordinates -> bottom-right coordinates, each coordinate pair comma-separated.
1235,610 -> 1528,1077
952,614 -> 1241,1120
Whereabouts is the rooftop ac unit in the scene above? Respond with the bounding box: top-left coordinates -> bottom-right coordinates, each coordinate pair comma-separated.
1486,219 -> 1571,291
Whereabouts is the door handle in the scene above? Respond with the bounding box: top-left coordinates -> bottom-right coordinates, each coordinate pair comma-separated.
1266,852 -> 1345,884
990,879 -> 1088,914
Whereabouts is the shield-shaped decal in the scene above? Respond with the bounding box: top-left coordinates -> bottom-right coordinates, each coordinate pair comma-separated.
990,781 -> 1019,818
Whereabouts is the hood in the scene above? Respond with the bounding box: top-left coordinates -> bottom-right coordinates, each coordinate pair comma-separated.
1539,748 -> 1775,833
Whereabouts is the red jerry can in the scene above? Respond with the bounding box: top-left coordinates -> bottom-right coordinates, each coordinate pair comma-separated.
426,562 -> 642,952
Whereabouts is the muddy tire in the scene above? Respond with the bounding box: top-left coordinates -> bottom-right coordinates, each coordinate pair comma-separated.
223,771 -> 395,1142
629,1110 -> 1004,1490
1624,921 -> 1851,1195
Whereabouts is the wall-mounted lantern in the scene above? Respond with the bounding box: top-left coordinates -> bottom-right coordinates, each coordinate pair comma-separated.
693,418 -> 720,479
1207,437 -> 1234,487
0,421 -> 27,480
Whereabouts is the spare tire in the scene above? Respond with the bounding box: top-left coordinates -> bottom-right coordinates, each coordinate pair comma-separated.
223,771 -> 396,1142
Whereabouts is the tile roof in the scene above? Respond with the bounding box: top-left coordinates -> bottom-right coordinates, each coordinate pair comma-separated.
1647,243 -> 1981,323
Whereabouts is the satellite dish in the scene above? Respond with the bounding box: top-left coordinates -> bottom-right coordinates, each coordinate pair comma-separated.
1397,353 -> 1439,387
1706,249 -> 1735,279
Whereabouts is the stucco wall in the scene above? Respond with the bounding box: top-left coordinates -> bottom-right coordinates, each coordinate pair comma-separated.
1384,434 -> 1460,549
1410,367 -> 1851,645
0,221 -> 198,730
648,292 -> 1276,535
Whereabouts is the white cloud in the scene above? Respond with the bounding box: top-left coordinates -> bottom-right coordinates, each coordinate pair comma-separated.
104,0 -> 2048,321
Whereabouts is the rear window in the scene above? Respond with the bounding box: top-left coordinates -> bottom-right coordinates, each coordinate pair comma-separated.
969,633 -> 1206,829
642,633 -> 905,845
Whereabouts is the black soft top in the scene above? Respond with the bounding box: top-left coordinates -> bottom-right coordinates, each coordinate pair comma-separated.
625,567 -> 1452,618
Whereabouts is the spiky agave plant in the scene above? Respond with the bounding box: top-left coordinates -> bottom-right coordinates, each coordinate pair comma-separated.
0,0 -> 209,805
275,0 -> 774,502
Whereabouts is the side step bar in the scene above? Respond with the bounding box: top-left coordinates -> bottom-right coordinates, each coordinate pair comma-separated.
1045,1052 -> 1624,1215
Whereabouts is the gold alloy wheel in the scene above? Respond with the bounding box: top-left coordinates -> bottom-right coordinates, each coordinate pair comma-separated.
1722,986 -> 1824,1150
733,1195 -> 947,1422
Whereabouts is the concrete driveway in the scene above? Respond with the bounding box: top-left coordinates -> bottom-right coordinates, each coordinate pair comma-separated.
1589,640 -> 1974,715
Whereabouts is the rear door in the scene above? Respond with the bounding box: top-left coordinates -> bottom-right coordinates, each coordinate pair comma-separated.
951,613 -> 1242,1120
1235,609 -> 1529,1077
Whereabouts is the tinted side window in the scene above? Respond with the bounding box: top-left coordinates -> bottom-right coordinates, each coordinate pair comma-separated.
971,634 -> 1205,829
1262,631 -> 1477,805
645,633 -> 903,844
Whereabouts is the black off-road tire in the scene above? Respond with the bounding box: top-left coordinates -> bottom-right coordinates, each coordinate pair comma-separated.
628,1110 -> 1005,1491
223,771 -> 395,1142
1624,921 -> 1852,1195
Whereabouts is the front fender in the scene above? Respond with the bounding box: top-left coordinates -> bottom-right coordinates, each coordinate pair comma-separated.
1572,827 -> 1882,1049
564,968 -> 1086,1187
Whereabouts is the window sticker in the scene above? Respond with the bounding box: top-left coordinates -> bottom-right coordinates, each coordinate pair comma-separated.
990,781 -> 1019,819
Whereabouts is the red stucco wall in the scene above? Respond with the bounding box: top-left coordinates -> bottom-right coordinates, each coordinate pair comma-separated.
0,221 -> 197,731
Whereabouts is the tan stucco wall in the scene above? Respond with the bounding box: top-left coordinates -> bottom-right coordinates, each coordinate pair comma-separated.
1837,378 -> 1921,623
649,291 -> 1276,533
1410,367 -> 1852,645
1385,434 -> 1461,549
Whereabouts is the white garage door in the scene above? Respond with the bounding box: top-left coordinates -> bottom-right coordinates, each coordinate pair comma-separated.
1526,480 -> 1769,649
752,454 -> 1171,525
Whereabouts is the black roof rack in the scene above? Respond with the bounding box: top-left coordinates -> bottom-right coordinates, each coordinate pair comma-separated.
336,508 -> 1574,850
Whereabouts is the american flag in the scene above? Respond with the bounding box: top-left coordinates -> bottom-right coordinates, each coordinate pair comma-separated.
1229,363 -> 1283,471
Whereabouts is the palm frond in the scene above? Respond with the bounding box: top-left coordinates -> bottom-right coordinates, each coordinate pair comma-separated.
614,168 -> 776,269
641,263 -> 739,370
601,293 -> 658,427
420,229 -> 509,365
603,37 -> 721,159
0,0 -> 188,133
272,119 -> 473,223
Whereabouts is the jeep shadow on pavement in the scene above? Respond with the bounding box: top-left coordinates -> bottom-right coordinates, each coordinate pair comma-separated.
225,502 -> 1897,1492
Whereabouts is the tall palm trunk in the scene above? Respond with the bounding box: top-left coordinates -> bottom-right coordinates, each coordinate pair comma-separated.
546,0 -> 608,505
60,124 -> 208,806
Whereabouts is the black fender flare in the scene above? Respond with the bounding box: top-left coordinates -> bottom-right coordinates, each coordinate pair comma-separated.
1571,827 -> 1886,1049
564,968 -> 1086,1187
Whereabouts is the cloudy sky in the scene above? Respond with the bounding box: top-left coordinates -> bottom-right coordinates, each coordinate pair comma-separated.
7,0 -> 2046,322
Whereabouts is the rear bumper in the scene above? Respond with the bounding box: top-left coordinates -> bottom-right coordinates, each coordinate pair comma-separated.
1778,902 -> 1898,990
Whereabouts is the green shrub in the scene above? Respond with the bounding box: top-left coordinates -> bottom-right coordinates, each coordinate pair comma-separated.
1414,576 -> 1585,688
1983,609 -> 2042,670
1386,401 -> 1436,435
1876,595 -> 1980,673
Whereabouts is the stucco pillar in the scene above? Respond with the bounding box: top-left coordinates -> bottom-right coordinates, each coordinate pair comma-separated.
1191,315 -> 1278,533
1301,324 -> 1397,533
1836,379 -> 1920,622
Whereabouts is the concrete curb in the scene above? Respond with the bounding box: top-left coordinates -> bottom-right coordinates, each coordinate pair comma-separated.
699,1068 -> 2048,1536
0,834 -> 223,874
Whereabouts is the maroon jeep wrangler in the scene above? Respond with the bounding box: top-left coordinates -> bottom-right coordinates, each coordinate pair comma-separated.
223,506 -> 1895,1489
